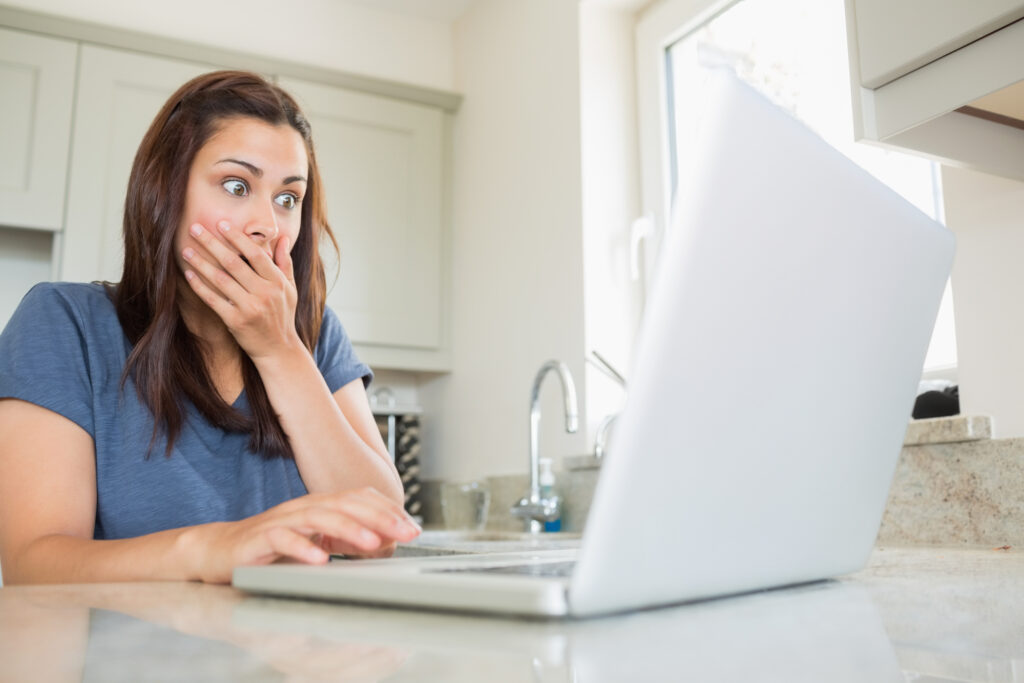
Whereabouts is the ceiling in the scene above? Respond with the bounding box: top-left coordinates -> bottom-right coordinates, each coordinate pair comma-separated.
336,0 -> 651,23
337,0 -> 477,22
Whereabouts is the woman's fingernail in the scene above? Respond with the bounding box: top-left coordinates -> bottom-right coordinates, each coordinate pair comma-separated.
183,247 -> 194,260
360,529 -> 378,545
184,270 -> 195,281
189,223 -> 203,237
218,221 -> 231,232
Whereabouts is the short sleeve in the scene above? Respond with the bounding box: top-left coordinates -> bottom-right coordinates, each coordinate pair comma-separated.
315,306 -> 372,393
0,283 -> 95,437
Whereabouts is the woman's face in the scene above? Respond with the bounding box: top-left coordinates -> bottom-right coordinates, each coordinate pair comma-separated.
176,116 -> 309,294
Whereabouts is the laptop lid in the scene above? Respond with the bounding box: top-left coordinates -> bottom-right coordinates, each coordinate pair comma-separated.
567,69 -> 954,616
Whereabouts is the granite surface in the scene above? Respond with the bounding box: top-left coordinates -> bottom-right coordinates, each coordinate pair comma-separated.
0,546 -> 1021,682
904,415 -> 992,445
879,436 -> 1024,547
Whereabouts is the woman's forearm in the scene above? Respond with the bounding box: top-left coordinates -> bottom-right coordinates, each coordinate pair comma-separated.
4,528 -> 202,585
252,342 -> 404,502
4,490 -> 419,585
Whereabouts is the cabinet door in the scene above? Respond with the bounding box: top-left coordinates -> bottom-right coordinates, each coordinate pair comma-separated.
852,0 -> 1024,88
60,45 -> 210,283
279,77 -> 444,353
0,27 -> 76,231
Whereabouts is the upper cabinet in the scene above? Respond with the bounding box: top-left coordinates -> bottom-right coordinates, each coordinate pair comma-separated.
280,77 -> 449,371
60,45 -> 211,284
852,0 -> 1024,88
845,0 -> 1024,180
0,27 -> 76,231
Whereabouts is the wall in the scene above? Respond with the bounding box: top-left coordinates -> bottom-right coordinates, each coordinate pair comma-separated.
0,229 -> 52,326
0,0 -> 456,91
942,165 -> 1024,438
418,0 -> 588,480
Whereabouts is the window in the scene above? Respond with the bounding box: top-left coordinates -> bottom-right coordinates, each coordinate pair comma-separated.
637,0 -> 957,377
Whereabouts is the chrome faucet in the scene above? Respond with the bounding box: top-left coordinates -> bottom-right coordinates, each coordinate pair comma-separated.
510,360 -> 579,533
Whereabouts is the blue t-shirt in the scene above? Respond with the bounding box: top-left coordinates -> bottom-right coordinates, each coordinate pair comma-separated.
0,282 -> 372,540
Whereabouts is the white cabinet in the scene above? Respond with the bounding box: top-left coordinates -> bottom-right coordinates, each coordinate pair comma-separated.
851,0 -> 1024,88
0,27 -> 76,231
280,77 -> 448,370
845,0 -> 1024,180
60,45 -> 210,283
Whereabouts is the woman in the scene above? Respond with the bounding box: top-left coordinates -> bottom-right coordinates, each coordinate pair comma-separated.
0,71 -> 420,584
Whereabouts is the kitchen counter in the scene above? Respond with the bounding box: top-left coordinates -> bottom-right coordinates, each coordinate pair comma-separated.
1,546 -> 1020,682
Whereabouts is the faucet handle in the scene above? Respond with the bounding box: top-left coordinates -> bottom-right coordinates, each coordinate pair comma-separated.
594,413 -> 619,459
510,496 -> 561,522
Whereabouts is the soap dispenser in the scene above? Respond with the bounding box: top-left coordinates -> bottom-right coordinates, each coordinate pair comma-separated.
538,457 -> 562,532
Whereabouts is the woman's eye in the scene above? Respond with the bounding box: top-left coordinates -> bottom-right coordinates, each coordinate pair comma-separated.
274,193 -> 299,210
222,179 -> 248,197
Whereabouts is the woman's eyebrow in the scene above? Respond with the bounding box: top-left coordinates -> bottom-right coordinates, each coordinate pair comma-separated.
217,158 -> 262,177
216,158 -> 305,185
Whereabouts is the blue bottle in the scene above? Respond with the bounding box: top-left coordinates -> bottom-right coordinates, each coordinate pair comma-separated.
539,458 -> 562,532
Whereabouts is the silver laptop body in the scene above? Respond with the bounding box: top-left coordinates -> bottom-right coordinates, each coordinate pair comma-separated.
233,70 -> 954,618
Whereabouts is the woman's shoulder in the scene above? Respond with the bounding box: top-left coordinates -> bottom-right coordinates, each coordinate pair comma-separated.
24,281 -> 114,313
12,281 -> 119,336
0,282 -> 122,439
315,304 -> 355,353
27,281 -> 112,304
315,305 -> 372,390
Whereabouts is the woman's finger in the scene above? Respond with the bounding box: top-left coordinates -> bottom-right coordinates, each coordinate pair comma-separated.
262,526 -> 329,566
203,222 -> 268,289
294,507 -> 384,551
186,222 -> 264,292
329,497 -> 420,543
182,242 -> 250,304
320,536 -> 397,559
275,236 -> 295,284
215,220 -> 282,282
309,488 -> 420,539
183,269 -> 240,325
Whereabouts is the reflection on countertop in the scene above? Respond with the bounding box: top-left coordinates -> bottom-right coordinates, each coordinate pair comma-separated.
0,546 -> 1021,682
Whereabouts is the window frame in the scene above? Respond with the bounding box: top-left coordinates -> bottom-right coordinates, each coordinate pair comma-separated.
634,0 -> 739,293
634,0 -> 957,380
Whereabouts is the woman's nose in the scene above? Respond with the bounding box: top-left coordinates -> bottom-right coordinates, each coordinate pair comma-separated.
244,199 -> 279,244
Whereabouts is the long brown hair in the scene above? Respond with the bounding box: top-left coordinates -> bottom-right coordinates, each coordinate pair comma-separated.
115,71 -> 337,459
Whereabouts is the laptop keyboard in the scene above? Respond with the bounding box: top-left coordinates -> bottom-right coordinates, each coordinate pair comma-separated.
430,560 -> 576,578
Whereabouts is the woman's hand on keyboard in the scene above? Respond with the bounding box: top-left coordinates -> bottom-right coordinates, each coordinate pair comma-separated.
185,487 -> 421,583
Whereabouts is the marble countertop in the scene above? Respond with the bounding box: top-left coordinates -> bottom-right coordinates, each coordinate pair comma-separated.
1,546 -> 1021,682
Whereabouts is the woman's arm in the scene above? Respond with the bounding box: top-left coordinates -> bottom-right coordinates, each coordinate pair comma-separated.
182,220 -> 404,502
0,399 -> 418,585
249,346 -> 403,501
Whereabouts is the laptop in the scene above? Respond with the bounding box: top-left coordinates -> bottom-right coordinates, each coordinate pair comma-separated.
233,69 -> 955,618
